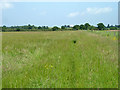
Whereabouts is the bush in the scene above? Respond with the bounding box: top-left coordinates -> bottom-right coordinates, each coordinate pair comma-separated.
52,26 -> 59,31
110,27 -> 117,30
16,28 -> 20,31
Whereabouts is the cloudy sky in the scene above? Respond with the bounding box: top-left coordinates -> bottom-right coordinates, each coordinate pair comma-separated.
1,2 -> 118,27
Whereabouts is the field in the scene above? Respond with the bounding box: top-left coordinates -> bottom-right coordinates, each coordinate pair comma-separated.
2,30 -> 118,88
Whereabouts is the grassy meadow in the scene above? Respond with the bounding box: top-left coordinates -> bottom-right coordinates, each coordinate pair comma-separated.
2,30 -> 118,88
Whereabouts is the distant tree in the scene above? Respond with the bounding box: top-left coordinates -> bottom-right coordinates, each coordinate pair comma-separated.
80,25 -> 83,30
94,27 -> 99,30
73,25 -> 80,30
89,26 -> 96,30
10,26 -> 14,29
97,23 -> 105,30
3,25 -> 6,27
84,23 -> 90,30
64,25 -> 67,28
43,26 -> 46,29
22,25 -> 28,29
111,25 -> 114,28
16,28 -> 20,31
110,27 -> 117,30
2,25 -> 7,31
28,24 -> 32,29
41,26 -> 45,29
118,25 -> 120,28
46,26 -> 49,29
115,25 -> 119,28
63,25 -> 70,29
107,24 -> 110,28
3,25 -> 6,28
61,26 -> 65,29
52,26 -> 59,31
41,26 -> 48,30
31,25 -> 37,29
38,26 -> 42,29
67,25 -> 70,28
80,24 -> 85,30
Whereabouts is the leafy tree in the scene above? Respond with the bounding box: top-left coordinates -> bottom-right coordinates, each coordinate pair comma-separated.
89,26 -> 96,30
73,25 -> 80,30
32,25 -> 37,29
28,24 -> 32,29
94,27 -> 99,30
3,25 -> 6,27
80,24 -> 86,30
16,28 -> 20,31
61,26 -> 65,29
2,25 -> 7,31
118,25 -> 120,28
67,25 -> 70,28
3,25 -> 6,29
52,26 -> 59,31
110,25 -> 114,27
110,27 -> 117,30
84,23 -> 90,30
46,26 -> 49,29
42,26 -> 46,29
107,24 -> 110,28
38,26 -> 42,29
41,26 -> 49,30
97,23 -> 105,30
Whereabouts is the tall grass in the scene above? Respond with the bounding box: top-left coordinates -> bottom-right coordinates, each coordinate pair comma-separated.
0,32 -> 2,90
2,31 -> 118,88
88,30 -> 118,39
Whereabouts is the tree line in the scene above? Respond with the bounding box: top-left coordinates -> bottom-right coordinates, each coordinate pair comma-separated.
1,23 -> 120,32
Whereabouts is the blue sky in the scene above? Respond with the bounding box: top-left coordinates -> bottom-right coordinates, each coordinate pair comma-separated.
2,2 -> 118,27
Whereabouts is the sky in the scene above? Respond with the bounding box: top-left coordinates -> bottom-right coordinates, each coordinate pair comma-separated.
1,2 -> 118,27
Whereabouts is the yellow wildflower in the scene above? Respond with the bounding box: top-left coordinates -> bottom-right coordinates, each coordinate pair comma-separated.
51,65 -> 53,68
113,37 -> 117,40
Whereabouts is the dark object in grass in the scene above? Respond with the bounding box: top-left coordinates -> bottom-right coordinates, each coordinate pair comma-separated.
73,40 -> 76,44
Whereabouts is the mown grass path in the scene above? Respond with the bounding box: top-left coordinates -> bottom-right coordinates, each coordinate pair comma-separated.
2,31 -> 118,88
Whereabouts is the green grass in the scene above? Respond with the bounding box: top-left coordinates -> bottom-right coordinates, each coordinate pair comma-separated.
0,32 -> 2,90
88,30 -> 118,39
2,30 -> 118,88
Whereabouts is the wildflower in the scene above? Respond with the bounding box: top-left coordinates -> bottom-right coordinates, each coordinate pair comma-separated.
45,64 -> 54,69
51,65 -> 53,68
113,37 -> 117,40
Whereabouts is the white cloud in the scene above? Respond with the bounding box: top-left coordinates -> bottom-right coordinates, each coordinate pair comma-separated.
68,12 -> 80,18
86,7 -> 112,14
0,2 -> 13,9
67,7 -> 112,18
